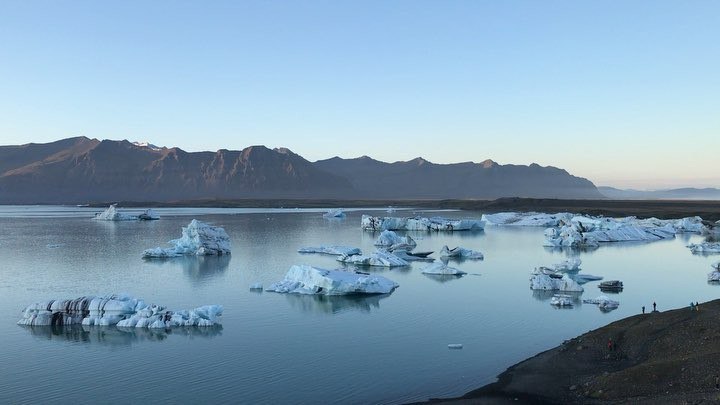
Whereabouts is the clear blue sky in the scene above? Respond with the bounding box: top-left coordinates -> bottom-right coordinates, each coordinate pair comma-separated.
0,1 -> 718,189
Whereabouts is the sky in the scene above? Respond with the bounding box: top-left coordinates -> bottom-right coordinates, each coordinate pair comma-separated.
0,1 -> 718,189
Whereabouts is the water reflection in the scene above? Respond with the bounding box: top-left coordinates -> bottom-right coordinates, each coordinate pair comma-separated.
21,324 -> 222,346
531,290 -> 583,303
145,256 -> 231,283
282,293 -> 392,314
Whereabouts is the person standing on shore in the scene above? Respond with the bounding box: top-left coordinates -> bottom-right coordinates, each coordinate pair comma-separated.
653,301 -> 657,312
642,306 -> 645,314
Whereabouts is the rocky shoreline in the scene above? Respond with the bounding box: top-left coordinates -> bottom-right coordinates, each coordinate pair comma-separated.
431,300 -> 720,404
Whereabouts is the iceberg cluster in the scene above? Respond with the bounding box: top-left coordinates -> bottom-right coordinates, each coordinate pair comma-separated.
361,215 -> 484,231
582,295 -> 620,311
530,271 -> 584,292
374,230 -> 417,250
482,212 -> 573,227
337,251 -> 409,267
17,294 -> 222,328
421,261 -> 466,275
143,219 -> 231,258
439,245 -> 484,260
267,265 -> 399,295
544,216 -> 676,248
93,204 -> 159,221
298,245 -> 362,256
688,242 -> 720,254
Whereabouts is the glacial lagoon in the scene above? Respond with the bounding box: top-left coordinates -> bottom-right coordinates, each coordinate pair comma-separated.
0,206 -> 717,404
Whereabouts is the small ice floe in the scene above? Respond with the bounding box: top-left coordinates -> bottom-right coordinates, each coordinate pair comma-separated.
266,265 -> 399,295
390,250 -> 434,262
374,230 -> 417,250
337,251 -> 409,267
138,209 -> 160,220
46,243 -> 65,249
550,294 -> 575,307
142,219 -> 231,258
481,212 -> 573,227
583,295 -> 620,311
447,344 -> 463,349
323,209 -> 345,219
421,261 -> 466,276
572,274 -> 603,284
707,262 -> 720,282
298,246 -> 362,256
361,215 -> 484,231
440,245 -> 483,260
688,242 -> 720,254
530,271 -> 583,292
598,280 -> 623,292
17,294 -> 222,328
93,204 -> 138,221
249,283 -> 263,290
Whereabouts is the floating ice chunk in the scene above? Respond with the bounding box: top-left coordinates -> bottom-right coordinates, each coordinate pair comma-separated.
481,212 -> 574,227
421,261 -> 466,275
266,265 -> 399,295
93,204 -> 137,221
543,217 -> 675,248
390,250 -> 434,262
550,294 -> 574,307
337,251 -> 409,267
323,209 -> 346,218
138,209 -> 160,220
374,230 -> 416,250
572,274 -> 603,284
530,273 -> 583,292
46,243 -> 65,249
298,246 -> 362,256
142,219 -> 231,258
249,283 -> 263,290
582,295 -> 620,311
447,344 -> 463,349
440,245 -> 483,260
361,215 -> 484,231
551,258 -> 582,272
17,294 -> 222,328
708,262 -> 720,282
688,242 -> 720,254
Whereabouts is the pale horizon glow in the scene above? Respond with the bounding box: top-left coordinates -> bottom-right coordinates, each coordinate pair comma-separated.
0,1 -> 718,190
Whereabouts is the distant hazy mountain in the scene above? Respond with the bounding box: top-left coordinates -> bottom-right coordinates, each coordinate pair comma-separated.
0,137 -> 603,203
599,186 -> 720,200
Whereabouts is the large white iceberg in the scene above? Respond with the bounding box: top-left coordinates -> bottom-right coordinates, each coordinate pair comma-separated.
266,265 -> 399,295
337,251 -> 409,267
421,261 -> 466,275
439,245 -> 484,260
143,219 -> 231,258
374,230 -> 417,250
361,215 -> 484,231
530,272 -> 583,292
298,245 -> 362,256
482,212 -> 574,227
544,216 -> 676,248
688,242 -> 720,254
17,294 -> 222,328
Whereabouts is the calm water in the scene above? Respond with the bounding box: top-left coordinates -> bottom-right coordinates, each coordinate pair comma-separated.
0,206 -> 717,404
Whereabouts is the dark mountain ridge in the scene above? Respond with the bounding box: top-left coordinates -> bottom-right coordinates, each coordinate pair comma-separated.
0,137 -> 603,203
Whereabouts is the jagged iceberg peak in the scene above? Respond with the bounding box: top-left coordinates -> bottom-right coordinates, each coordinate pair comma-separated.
439,245 -> 484,260
92,204 -> 160,221
143,219 -> 231,258
337,250 -> 409,267
481,212 -> 574,227
17,294 -> 222,328
421,261 -> 466,275
266,265 -> 399,295
543,215 -> 678,248
374,230 -> 417,251
688,242 -> 720,254
361,215 -> 484,232
298,246 -> 362,256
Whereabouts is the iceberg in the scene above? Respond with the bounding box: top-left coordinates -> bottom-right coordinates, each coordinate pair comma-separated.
688,242 -> 720,254
572,274 -> 603,284
544,216 -> 676,248
549,294 -> 575,307
138,209 -> 160,220
374,230 -> 417,250
298,245 -> 362,256
323,209 -> 346,218
266,265 -> 399,295
389,250 -> 434,262
439,245 -> 484,260
337,251 -> 409,267
249,283 -> 263,290
17,294 -> 222,328
361,215 -> 484,231
481,212 -> 574,227
530,272 -> 583,292
582,295 -> 620,311
551,258 -> 582,272
93,204 -> 138,221
142,219 -> 231,258
421,261 -> 466,275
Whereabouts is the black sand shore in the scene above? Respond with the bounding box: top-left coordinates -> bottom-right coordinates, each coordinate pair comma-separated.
427,300 -> 720,404
98,197 -> 720,221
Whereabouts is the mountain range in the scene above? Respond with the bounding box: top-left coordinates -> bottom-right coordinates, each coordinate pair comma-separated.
0,137 -> 603,203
